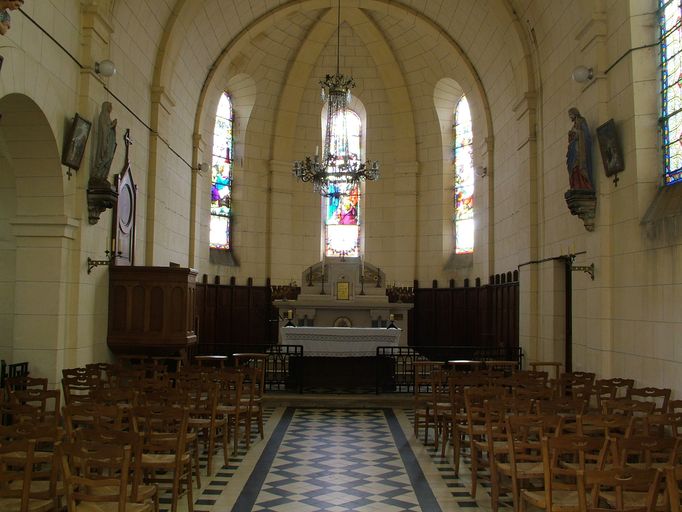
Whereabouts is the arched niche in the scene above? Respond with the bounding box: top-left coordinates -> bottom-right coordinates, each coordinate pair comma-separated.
0,93 -> 77,384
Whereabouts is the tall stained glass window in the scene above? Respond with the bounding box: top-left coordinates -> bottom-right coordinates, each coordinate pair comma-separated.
324,110 -> 362,257
210,93 -> 233,249
661,0 -> 682,185
453,95 -> 474,254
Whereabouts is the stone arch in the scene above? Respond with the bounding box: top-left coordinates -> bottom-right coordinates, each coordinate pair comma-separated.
0,93 -> 77,385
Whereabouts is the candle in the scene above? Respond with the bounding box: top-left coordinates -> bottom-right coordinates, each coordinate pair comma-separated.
389,314 -> 395,321
315,145 -> 319,157
361,256 -> 364,277
287,310 -> 293,319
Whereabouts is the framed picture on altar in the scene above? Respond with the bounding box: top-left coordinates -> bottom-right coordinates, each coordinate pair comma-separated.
336,281 -> 350,300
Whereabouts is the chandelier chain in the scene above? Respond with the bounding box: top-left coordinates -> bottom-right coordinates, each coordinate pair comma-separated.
292,0 -> 380,196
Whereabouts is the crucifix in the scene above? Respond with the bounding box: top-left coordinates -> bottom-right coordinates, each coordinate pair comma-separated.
123,128 -> 133,164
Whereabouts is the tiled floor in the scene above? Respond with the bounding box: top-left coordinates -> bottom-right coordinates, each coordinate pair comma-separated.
166,394 -> 504,512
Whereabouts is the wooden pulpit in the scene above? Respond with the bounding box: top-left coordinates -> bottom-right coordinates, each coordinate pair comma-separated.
107,266 -> 198,356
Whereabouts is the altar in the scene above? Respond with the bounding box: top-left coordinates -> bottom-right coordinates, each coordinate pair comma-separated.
274,257 -> 413,345
281,326 -> 401,391
280,326 -> 400,356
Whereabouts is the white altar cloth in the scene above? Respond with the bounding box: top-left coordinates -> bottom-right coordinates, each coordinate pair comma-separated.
280,326 -> 401,357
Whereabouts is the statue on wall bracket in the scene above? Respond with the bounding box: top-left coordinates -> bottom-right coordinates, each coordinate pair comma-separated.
564,107 -> 596,231
87,101 -> 119,224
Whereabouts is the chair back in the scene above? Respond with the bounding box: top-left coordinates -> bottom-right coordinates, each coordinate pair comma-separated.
596,377 -> 634,399
578,413 -> 635,439
627,387 -> 671,414
0,438 -> 58,510
63,402 -> 125,439
577,466 -> 662,512
9,388 -> 61,426
58,440 -> 133,512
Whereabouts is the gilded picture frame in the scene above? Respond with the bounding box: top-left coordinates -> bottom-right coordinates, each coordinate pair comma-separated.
336,281 -> 350,300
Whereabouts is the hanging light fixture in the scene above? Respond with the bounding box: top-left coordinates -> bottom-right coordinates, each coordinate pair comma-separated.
292,0 -> 379,196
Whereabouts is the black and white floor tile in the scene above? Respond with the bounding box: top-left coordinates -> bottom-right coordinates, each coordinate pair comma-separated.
162,400 -> 505,512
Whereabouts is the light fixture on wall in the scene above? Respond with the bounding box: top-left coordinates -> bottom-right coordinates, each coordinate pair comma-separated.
571,65 -> 593,83
193,162 -> 209,176
95,59 -> 116,77
292,0 -> 379,196
475,166 -> 488,178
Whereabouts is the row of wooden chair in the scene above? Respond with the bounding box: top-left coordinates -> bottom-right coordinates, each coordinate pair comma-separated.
413,361 -> 682,511
0,356 -> 269,512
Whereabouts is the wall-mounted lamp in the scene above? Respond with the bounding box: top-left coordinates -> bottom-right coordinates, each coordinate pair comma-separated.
476,166 -> 488,178
95,59 -> 116,77
193,162 -> 210,175
572,65 -> 593,83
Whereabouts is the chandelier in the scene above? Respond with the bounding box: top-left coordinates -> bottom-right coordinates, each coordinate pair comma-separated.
292,0 -> 379,196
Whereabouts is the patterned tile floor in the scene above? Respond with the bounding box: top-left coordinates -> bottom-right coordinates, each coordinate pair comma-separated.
164,396 -> 506,512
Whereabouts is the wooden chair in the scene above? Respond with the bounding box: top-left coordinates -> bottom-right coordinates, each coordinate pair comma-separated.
463,386 -> 509,498
184,381 -> 229,475
577,466 -> 662,512
521,434 -> 609,512
74,428 -> 159,512
215,370 -> 248,455
428,368 -> 452,456
239,365 -> 265,448
136,387 -> 202,489
412,361 -> 444,446
131,405 -> 192,512
503,414 -> 564,512
627,387 -> 671,414
447,373 -> 468,476
486,398 -> 534,512
58,439 -> 152,512
0,438 -> 58,512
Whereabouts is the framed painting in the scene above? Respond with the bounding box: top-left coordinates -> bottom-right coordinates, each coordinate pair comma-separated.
62,113 -> 91,171
596,118 -> 624,178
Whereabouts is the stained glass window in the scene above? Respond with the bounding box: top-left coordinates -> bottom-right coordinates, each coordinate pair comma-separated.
661,0 -> 682,185
324,110 -> 362,257
210,93 -> 233,249
454,95 -> 474,254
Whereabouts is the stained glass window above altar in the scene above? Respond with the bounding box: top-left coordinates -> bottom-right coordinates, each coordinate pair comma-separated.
324,110 -> 362,257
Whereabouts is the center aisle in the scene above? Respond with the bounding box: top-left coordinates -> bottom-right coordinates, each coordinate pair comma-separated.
208,406 -> 458,512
